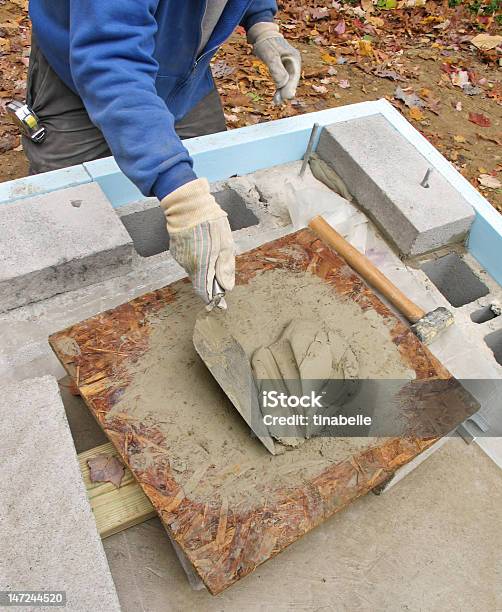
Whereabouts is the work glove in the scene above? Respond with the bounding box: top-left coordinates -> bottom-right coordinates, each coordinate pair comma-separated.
160,178 -> 235,308
247,22 -> 301,104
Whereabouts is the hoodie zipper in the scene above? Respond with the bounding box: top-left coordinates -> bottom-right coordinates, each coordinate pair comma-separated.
196,0 -> 207,66
193,0 -> 252,69
167,0 -> 252,102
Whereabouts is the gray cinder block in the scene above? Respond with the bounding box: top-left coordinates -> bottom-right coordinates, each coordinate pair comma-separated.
317,114 -> 475,256
0,375 -> 120,611
0,183 -> 134,312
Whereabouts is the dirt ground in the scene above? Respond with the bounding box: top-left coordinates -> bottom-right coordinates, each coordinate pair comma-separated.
0,0 -> 500,211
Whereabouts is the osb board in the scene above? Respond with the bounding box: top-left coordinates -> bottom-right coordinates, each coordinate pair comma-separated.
50,229 -> 477,594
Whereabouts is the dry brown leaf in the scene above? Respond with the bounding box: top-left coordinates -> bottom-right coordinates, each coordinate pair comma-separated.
470,34 -> 502,51
359,39 -> 374,57
409,106 -> 425,121
87,454 -> 125,488
469,112 -> 491,127
0,38 -> 11,53
9,0 -> 28,10
367,16 -> 384,27
361,0 -> 375,14
321,53 -> 338,65
478,174 -> 501,189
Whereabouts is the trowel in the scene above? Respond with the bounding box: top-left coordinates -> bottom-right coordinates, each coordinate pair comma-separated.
193,280 -> 277,454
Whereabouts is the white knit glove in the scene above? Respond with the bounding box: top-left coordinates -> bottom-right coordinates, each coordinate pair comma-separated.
247,22 -> 301,104
160,178 -> 235,307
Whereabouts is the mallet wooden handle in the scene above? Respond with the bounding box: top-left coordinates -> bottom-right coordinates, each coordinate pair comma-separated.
309,215 -> 425,324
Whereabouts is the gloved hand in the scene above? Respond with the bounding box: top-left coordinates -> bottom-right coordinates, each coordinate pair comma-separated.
160,178 -> 235,308
247,22 -> 301,104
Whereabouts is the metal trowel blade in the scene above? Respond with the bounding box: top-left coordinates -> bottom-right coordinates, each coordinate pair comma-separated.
193,312 -> 276,455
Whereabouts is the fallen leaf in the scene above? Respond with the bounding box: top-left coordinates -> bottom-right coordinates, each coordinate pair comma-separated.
334,20 -> 346,36
409,106 -> 425,121
321,53 -> 338,65
374,67 -> 406,81
225,93 -> 252,107
478,174 -> 501,189
212,60 -> 235,79
462,84 -> 482,96
10,0 -> 28,9
359,39 -> 374,57
451,70 -> 470,88
378,0 -> 397,9
0,37 -> 11,53
471,34 -> 502,51
454,101 -> 462,111
367,16 -> 384,27
339,79 -> 350,89
87,454 -> 125,488
0,133 -> 17,154
252,60 -> 269,78
433,19 -> 450,31
361,0 -> 375,13
310,7 -> 330,20
312,84 -> 328,94
454,135 -> 466,143
469,112 -> 491,127
394,86 -> 424,108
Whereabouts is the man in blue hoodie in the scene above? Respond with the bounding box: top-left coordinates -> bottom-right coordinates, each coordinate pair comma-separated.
25,1 -> 301,307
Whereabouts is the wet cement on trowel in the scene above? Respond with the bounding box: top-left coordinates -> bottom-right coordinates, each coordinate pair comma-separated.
109,268 -> 415,510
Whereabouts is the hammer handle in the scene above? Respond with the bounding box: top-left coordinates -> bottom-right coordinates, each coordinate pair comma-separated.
309,216 -> 425,324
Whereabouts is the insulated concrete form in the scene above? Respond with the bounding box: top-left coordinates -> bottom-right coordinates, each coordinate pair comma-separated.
316,114 -> 475,256
0,182 -> 134,312
0,375 -> 120,612
0,101 -> 500,283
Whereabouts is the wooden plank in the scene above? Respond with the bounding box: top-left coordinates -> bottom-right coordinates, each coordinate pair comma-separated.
51,228 -> 479,594
78,442 -> 156,539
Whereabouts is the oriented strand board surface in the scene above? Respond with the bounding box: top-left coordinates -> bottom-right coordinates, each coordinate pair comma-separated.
50,229 -> 477,594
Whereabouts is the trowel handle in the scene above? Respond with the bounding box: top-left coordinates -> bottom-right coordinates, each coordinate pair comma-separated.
308,216 -> 426,324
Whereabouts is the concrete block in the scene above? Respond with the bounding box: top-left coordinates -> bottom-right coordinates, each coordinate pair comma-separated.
117,188 -> 258,257
0,375 -> 120,611
0,183 -> 134,312
317,114 -> 475,256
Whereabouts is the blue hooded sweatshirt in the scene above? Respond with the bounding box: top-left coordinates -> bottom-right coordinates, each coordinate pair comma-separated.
29,1 -> 277,199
